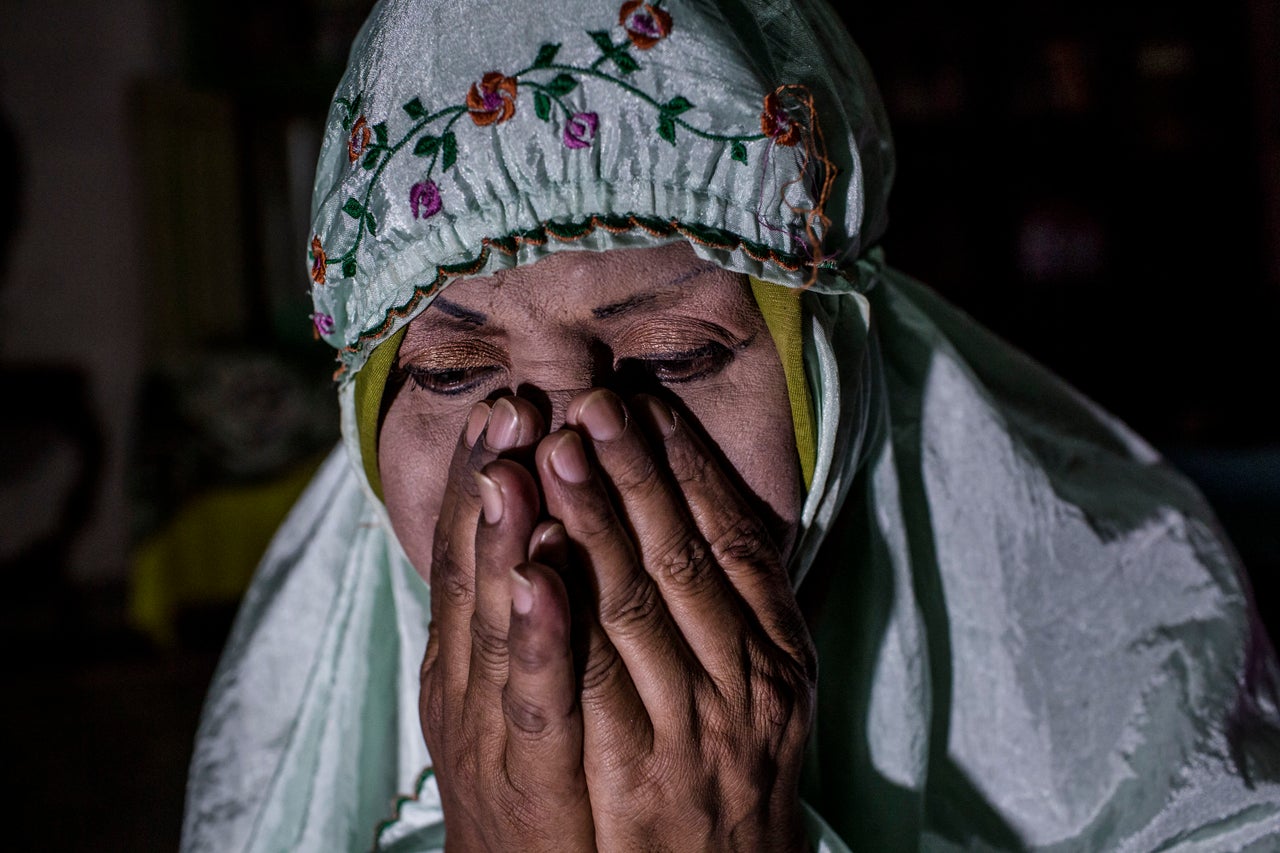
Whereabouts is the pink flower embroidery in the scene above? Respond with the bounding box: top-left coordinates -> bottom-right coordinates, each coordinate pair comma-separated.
310,236 -> 327,285
410,180 -> 442,219
348,116 -> 372,162
760,92 -> 800,146
467,72 -> 518,126
563,112 -> 599,149
311,312 -> 335,338
619,1 -> 672,50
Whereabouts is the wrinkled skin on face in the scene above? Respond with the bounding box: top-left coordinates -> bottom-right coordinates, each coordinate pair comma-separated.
378,241 -> 813,851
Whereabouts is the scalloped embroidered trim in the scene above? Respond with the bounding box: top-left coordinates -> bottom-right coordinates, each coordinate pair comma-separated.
370,764 -> 436,852
332,213 -> 844,379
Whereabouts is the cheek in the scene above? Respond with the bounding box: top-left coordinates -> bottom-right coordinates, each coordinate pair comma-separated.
378,394 -> 469,582
673,344 -> 803,533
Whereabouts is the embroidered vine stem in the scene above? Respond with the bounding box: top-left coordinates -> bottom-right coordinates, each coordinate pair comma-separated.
535,62 -> 764,144
333,105 -> 468,268
321,7 -> 780,282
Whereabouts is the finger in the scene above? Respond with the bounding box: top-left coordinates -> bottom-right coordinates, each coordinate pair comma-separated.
465,459 -> 542,722
502,562 -> 590,793
528,520 -> 570,568
567,389 -> 749,682
633,394 -> 813,669
431,396 -> 547,704
528,519 -> 652,759
429,401 -> 496,703
535,428 -> 689,721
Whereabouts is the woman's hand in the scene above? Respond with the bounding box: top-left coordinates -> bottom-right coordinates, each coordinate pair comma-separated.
419,397 -> 596,852
534,389 -> 816,852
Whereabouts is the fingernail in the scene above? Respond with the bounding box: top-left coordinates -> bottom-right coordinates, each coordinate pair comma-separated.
549,431 -> 589,483
572,389 -> 626,442
465,402 -> 490,448
528,521 -> 569,565
510,566 -> 534,615
473,470 -> 504,524
640,396 -> 676,438
485,397 -> 519,451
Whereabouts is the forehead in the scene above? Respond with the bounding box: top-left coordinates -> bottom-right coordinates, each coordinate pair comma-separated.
423,241 -> 750,326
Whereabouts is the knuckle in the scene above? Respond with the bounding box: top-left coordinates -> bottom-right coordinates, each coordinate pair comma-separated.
649,532 -> 713,590
669,438 -> 713,486
608,446 -> 662,496
710,516 -> 773,565
501,684 -> 552,737
469,613 -> 509,674
431,541 -> 474,607
598,571 -> 662,636
579,639 -> 626,698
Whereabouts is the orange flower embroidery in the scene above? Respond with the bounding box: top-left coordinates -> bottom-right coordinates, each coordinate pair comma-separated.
466,73 -> 518,126
619,1 -> 672,50
310,236 -> 327,285
761,91 -> 800,146
348,116 -> 372,162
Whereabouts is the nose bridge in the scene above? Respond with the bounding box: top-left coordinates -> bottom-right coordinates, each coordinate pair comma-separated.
514,338 -> 612,431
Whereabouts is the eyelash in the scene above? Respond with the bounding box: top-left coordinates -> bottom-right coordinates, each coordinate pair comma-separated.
398,341 -> 735,397
400,363 -> 501,396
622,342 -> 734,384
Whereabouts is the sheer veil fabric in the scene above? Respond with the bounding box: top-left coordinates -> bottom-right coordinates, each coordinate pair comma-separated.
182,1 -> 1280,849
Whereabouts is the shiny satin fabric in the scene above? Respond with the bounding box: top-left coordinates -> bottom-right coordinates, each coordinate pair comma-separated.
182,0 -> 1280,849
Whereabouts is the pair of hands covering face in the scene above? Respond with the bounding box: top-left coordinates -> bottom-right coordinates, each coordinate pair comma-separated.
419,388 -> 816,852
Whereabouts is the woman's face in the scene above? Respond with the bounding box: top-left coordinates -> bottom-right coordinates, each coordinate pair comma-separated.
378,241 -> 803,578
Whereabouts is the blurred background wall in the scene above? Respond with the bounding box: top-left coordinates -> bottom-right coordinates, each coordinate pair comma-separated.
0,0 -> 1276,849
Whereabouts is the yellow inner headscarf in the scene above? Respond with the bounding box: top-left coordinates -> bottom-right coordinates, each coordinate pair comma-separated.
355,276 -> 815,499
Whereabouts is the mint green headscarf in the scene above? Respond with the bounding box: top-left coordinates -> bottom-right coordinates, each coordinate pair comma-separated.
183,2 -> 1280,850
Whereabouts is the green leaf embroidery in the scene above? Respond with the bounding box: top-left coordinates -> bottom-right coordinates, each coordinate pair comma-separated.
588,31 -> 614,53
373,122 -> 389,145
660,96 -> 693,116
545,74 -> 578,97
441,132 -> 458,171
403,97 -> 426,119
534,92 -> 552,121
362,150 -> 379,170
657,116 -> 677,145
614,51 -> 639,74
533,43 -> 560,68
365,211 -> 378,234
730,141 -> 748,162
342,259 -> 358,278
337,94 -> 361,130
414,136 -> 440,157
342,197 -> 365,218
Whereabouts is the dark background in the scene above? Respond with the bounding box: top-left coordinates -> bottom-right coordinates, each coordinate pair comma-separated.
1,1 -> 1276,849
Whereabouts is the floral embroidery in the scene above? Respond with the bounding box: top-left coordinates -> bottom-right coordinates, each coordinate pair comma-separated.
761,91 -> 800,146
317,3 -> 793,283
562,111 -> 599,148
619,0 -> 672,50
311,312 -> 335,337
348,116 -> 372,162
310,236 -> 327,285
466,72 -> 518,126
410,179 -> 443,219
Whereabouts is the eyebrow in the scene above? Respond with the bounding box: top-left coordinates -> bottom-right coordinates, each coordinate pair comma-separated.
432,296 -> 487,327
591,263 -> 720,319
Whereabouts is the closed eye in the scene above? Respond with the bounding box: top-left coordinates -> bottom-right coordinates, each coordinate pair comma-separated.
399,363 -> 502,396
622,342 -> 733,384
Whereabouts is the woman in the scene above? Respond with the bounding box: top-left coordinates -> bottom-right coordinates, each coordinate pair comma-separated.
183,0 -> 1280,849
